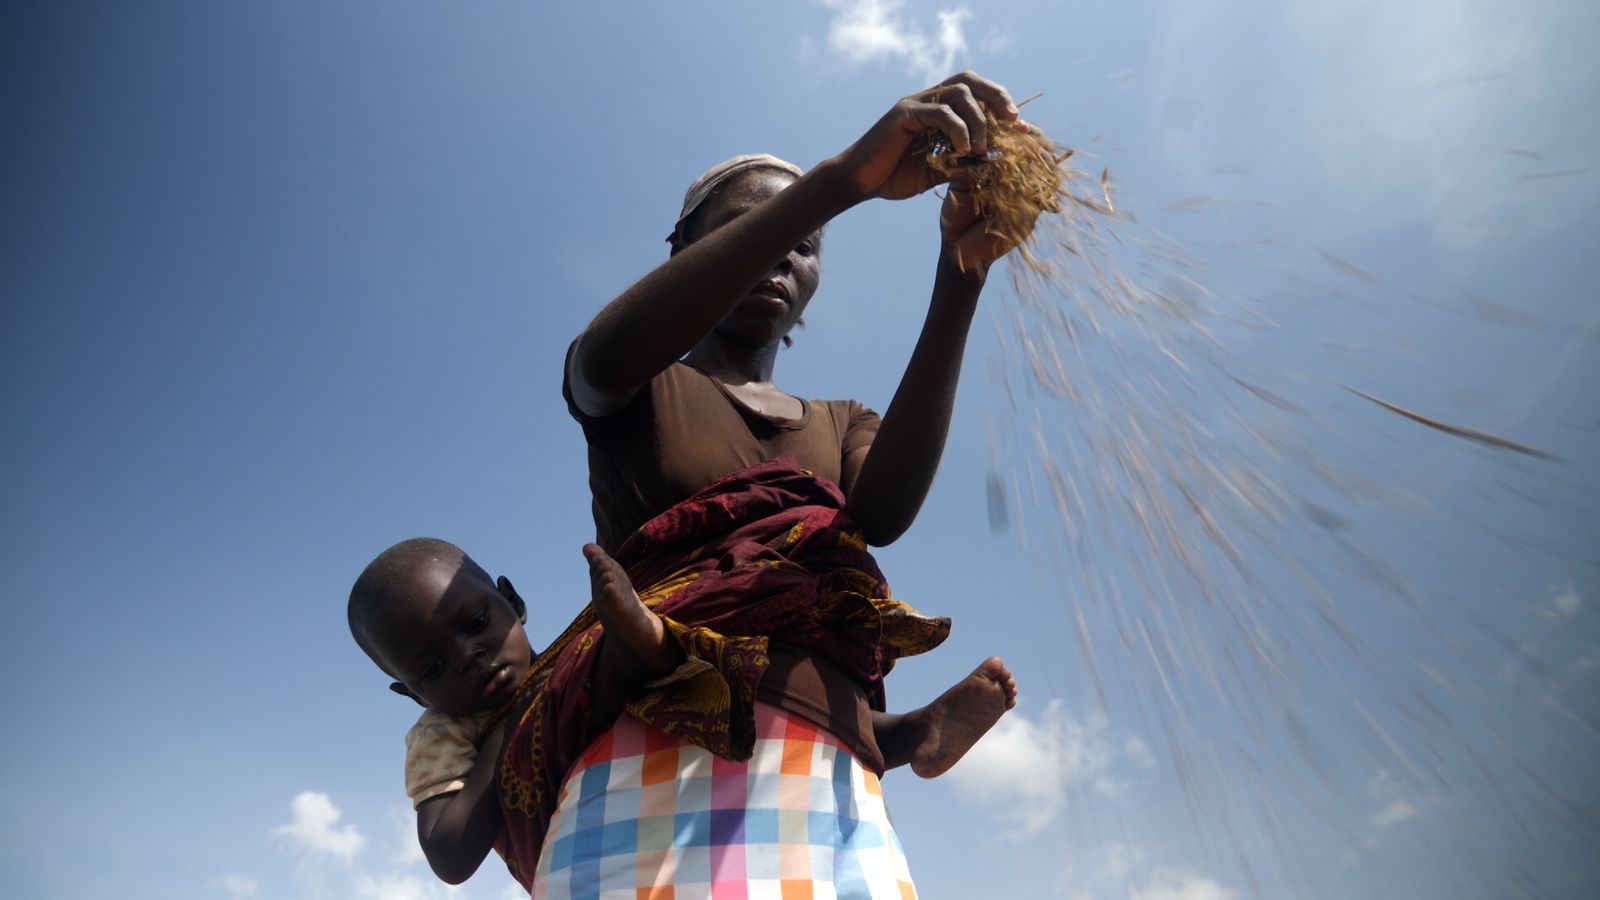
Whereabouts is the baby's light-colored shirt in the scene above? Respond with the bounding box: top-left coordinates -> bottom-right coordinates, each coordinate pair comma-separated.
404,709 -> 492,808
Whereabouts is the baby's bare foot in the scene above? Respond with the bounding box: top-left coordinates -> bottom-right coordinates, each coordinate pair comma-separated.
909,656 -> 1018,779
584,544 -> 680,676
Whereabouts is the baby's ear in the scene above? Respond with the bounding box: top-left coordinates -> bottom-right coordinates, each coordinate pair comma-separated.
389,682 -> 426,708
498,575 -> 528,623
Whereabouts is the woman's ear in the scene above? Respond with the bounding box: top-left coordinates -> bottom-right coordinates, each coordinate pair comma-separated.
498,575 -> 528,623
390,682 -> 426,708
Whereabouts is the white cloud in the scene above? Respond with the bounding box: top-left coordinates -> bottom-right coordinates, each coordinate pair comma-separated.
1094,842 -> 1146,884
1370,798 -> 1419,829
946,700 -> 1153,836
268,791 -> 522,899
1124,735 -> 1157,768
976,25 -> 1012,55
275,791 -> 366,862
1546,583 -> 1582,620
210,874 -> 259,898
390,803 -> 427,867
819,0 -> 974,82
1091,775 -> 1129,798
1569,648 -> 1598,678
351,872 -> 464,900
1130,871 -> 1237,900
1366,768 -> 1424,831
1054,846 -> 1237,900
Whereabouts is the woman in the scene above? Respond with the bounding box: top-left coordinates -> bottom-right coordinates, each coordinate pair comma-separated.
568,72 -> 1026,551
535,72 -> 1035,898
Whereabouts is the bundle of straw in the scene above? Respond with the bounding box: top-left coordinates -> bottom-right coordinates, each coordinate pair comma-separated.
926,106 -> 1114,275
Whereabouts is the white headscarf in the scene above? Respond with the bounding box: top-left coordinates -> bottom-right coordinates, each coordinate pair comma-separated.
668,154 -> 804,245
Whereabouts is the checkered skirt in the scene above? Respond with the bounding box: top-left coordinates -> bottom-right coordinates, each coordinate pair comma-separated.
530,702 -> 918,900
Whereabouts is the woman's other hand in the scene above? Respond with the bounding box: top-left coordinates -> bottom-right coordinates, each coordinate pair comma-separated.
832,71 -> 1018,202
938,168 -> 1039,276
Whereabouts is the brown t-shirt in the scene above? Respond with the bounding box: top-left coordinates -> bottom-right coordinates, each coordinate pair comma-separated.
565,354 -> 881,555
563,349 -> 888,770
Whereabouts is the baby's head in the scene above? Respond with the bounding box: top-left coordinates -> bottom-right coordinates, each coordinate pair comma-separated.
348,537 -> 533,717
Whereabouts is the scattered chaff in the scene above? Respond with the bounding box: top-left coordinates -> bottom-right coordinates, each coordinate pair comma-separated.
958,89 -> 1586,900
1316,249 -> 1381,286
1519,168 -> 1591,180
1342,385 -> 1560,460
1466,293 -> 1544,330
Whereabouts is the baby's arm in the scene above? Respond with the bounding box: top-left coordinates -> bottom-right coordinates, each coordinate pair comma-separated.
413,722 -> 509,884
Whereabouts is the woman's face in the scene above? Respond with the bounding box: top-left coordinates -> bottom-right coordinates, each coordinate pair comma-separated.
684,169 -> 822,351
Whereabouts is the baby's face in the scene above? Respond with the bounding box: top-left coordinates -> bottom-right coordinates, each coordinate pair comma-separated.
365,559 -> 533,717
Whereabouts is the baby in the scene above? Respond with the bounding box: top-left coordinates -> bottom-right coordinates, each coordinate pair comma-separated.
348,537 -> 1017,884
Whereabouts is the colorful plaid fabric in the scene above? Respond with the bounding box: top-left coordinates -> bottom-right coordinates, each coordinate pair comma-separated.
530,702 -> 918,900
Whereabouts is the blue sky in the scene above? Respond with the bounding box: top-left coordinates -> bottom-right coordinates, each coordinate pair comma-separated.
2,2 -> 1597,898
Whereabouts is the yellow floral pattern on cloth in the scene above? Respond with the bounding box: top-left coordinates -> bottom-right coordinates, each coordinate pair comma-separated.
497,607 -> 599,822
497,536 -> 949,824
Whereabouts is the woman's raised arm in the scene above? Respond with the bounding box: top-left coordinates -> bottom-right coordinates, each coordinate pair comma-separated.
567,72 -> 1019,418
845,128 -> 1037,546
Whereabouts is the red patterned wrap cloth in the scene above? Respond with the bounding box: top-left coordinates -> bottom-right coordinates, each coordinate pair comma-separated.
490,457 -> 950,889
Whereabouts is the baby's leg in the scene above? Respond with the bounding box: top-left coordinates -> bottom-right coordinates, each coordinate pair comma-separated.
585,544 -> 684,693
875,657 -> 1018,778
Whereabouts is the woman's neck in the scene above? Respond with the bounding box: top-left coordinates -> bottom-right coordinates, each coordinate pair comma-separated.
683,335 -> 780,386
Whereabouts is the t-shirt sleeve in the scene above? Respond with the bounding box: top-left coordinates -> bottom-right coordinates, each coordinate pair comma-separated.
836,400 -> 881,497
564,335 -> 658,427
561,337 -> 606,426
403,710 -> 486,809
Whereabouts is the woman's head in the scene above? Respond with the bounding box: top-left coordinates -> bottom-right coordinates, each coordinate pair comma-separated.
668,154 -> 804,250
669,156 -> 822,350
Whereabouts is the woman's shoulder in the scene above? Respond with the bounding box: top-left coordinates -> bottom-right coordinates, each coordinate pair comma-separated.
809,395 -> 877,417
807,396 -> 880,439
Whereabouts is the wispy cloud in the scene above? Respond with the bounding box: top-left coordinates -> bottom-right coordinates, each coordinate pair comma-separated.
275,791 -> 366,861
1093,842 -> 1146,884
267,792 -> 516,898
1056,846 -> 1237,900
351,872 -> 466,900
210,874 -> 259,899
946,700 -> 1152,836
1371,798 -> 1420,829
1545,583 -> 1582,620
390,803 -> 428,867
1124,735 -> 1157,768
1130,870 -> 1237,900
1367,768 -> 1423,830
818,0 -> 974,82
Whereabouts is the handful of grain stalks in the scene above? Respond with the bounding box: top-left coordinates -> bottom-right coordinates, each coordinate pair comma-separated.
925,103 -> 1116,276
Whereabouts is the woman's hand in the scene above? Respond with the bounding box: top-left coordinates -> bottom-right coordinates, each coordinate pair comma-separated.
938,173 -> 1038,276
832,71 -> 1018,202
